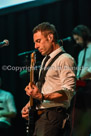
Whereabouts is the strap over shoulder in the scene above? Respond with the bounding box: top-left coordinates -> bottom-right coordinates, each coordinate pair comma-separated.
37,51 -> 65,90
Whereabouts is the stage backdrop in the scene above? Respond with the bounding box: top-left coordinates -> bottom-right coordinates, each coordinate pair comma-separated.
0,0 -> 91,135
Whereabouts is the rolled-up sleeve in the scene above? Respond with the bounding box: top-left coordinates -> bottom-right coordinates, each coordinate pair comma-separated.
58,55 -> 76,100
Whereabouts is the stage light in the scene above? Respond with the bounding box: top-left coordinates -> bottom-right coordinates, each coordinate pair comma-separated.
0,0 -> 35,9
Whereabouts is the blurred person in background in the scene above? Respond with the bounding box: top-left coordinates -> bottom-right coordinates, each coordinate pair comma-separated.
0,77 -> 17,136
72,24 -> 91,136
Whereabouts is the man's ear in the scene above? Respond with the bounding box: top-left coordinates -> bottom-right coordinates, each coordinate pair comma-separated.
48,34 -> 54,41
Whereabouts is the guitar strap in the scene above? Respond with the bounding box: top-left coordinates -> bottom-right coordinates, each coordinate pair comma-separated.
76,48 -> 87,88
37,51 -> 65,91
78,47 -> 87,78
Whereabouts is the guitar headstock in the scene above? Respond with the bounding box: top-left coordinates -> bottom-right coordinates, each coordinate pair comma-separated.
31,52 -> 36,67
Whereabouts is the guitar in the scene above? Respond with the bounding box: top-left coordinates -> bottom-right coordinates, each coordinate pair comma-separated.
26,52 -> 38,136
76,80 -> 86,89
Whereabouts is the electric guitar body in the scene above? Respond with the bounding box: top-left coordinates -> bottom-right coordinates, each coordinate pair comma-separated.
28,106 -> 38,136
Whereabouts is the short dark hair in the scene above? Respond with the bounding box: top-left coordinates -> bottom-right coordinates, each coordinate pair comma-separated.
72,25 -> 91,42
33,22 -> 58,43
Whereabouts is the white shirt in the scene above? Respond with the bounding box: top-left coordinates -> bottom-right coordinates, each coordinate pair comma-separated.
77,43 -> 91,78
38,47 -> 76,109
0,89 -> 17,125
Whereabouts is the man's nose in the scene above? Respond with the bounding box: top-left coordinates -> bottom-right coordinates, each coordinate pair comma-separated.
76,40 -> 79,44
35,43 -> 39,49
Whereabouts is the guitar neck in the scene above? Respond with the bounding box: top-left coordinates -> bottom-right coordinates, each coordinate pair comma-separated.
29,52 -> 36,108
26,52 -> 36,136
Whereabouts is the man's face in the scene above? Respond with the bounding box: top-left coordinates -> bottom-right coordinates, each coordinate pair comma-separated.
73,34 -> 84,47
33,31 -> 53,56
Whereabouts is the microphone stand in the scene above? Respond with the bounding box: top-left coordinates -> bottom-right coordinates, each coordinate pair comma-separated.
18,49 -> 38,56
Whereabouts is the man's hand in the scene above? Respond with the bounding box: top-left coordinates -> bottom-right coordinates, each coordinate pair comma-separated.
21,104 -> 29,120
25,83 -> 42,101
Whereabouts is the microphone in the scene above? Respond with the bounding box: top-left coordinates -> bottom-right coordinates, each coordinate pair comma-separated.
62,36 -> 72,42
0,39 -> 9,48
58,36 -> 72,45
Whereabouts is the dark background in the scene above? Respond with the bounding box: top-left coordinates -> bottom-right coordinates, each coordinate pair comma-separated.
0,0 -> 91,135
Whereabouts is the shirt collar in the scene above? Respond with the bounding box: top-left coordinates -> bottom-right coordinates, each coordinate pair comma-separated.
87,42 -> 91,48
48,46 -> 65,58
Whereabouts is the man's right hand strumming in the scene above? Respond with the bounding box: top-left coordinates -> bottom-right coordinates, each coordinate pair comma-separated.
21,102 -> 30,120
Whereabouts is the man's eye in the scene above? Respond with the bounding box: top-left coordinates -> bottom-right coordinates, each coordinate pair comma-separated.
37,40 -> 41,43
